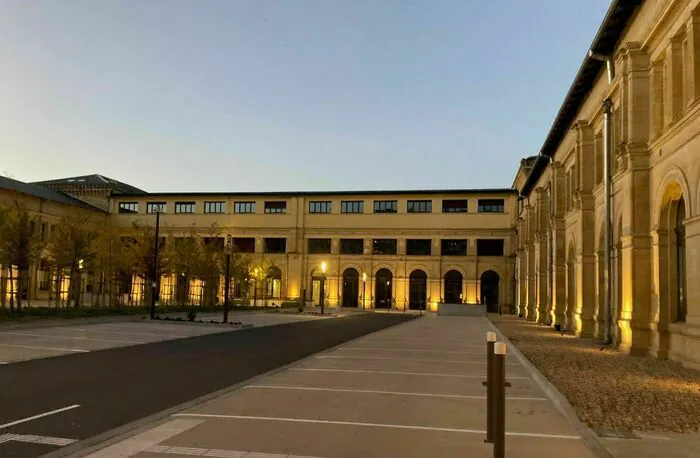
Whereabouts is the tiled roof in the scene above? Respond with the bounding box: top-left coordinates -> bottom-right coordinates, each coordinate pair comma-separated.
0,176 -> 105,211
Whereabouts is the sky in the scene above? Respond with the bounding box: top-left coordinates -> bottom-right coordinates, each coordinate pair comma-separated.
0,0 -> 611,192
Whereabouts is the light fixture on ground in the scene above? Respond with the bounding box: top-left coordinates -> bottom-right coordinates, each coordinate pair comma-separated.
320,262 -> 327,315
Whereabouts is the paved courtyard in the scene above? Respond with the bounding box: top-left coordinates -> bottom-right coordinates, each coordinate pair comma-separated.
86,315 -> 597,458
0,312 -> 326,364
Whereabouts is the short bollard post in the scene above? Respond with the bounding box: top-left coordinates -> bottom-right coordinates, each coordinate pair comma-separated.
484,331 -> 497,443
493,342 -> 507,458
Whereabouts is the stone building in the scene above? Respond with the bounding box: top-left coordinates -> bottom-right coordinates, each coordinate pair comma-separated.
514,0 -> 700,369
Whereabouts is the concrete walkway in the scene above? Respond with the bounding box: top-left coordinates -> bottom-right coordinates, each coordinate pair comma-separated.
85,315 -> 597,458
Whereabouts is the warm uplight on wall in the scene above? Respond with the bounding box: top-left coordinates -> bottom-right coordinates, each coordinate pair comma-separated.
321,262 -> 327,274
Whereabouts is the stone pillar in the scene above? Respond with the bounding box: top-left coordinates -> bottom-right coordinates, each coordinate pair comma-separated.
650,230 -> 670,358
526,242 -> 537,320
679,216 -> 700,369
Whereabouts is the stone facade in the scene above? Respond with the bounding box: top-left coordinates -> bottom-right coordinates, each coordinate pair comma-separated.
516,0 -> 700,369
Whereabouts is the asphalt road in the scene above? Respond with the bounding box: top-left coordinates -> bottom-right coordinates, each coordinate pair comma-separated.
0,313 -> 414,458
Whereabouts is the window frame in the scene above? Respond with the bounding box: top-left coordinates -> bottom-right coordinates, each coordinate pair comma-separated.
407,200 -> 432,213
234,201 -> 256,214
309,201 -> 332,214
441,239 -> 468,256
146,202 -> 167,214
406,239 -> 432,256
340,238 -> 364,255
174,201 -> 196,214
204,201 -> 225,214
476,239 -> 505,256
341,200 -> 364,214
307,238 -> 332,254
373,200 -> 398,214
264,201 -> 287,214
263,237 -> 287,254
477,199 -> 505,213
442,199 -> 469,213
372,238 -> 398,255
118,202 -> 139,214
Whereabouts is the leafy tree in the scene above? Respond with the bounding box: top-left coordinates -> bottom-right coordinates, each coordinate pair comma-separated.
0,201 -> 43,312
125,222 -> 167,306
248,258 -> 277,306
90,221 -> 131,307
163,227 -> 201,306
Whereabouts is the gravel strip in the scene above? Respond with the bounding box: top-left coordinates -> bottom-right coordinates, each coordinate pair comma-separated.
491,315 -> 700,433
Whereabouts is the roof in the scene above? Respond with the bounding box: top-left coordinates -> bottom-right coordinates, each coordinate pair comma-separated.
32,174 -> 147,195
113,188 -> 518,198
0,176 -> 106,212
519,0 -> 642,198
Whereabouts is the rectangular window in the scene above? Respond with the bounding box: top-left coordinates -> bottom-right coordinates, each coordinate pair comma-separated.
204,201 -> 225,214
441,239 -> 468,256
406,239 -> 432,256
264,201 -> 287,214
341,201 -> 364,213
233,237 -> 256,253
203,237 -> 225,251
477,239 -> 504,256
309,201 -> 332,213
340,238 -> 364,255
407,200 -> 432,213
41,223 -> 47,241
175,202 -> 196,214
373,200 -> 397,213
477,199 -> 505,213
373,238 -> 397,255
147,202 -> 167,214
234,201 -> 256,214
264,237 -> 286,253
118,202 -> 139,214
307,238 -> 331,254
442,199 -> 468,213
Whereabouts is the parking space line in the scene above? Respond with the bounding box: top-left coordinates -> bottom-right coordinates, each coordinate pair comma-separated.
245,385 -> 548,401
173,413 -> 582,440
0,404 -> 80,430
339,347 -> 500,355
291,368 -> 531,379
0,343 -> 89,353
144,444 -> 321,457
63,327 -> 185,339
0,331 -> 144,344
316,355 -> 519,365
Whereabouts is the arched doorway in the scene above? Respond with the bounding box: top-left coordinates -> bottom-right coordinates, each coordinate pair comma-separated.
675,197 -> 687,322
408,270 -> 427,310
444,270 -> 463,303
266,266 -> 282,301
480,270 -> 500,313
310,268 -> 325,306
374,269 -> 392,309
342,268 -> 359,307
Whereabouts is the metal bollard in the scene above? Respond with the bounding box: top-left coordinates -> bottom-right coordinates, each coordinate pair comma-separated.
493,342 -> 507,458
484,331 -> 497,443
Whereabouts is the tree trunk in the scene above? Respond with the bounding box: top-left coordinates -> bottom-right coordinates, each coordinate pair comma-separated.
15,268 -> 22,312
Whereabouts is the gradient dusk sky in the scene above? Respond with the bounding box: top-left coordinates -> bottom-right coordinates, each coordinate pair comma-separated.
0,0 -> 610,192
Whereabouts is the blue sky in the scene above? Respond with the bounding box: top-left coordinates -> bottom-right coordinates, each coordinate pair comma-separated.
0,0 -> 610,192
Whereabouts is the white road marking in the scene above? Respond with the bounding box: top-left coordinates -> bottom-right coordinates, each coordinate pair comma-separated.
11,434 -> 77,446
0,362 -> 9,364
0,404 -> 80,430
0,433 -> 19,444
173,413 -> 582,440
0,343 -> 89,353
145,444 -> 321,457
0,331 -> 143,344
339,346 -> 511,355
85,418 -> 204,458
246,385 -> 548,401
290,368 -> 531,379
316,355 -> 519,365
69,326 -> 191,339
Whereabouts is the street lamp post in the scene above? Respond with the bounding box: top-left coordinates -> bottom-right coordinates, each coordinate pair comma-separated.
320,262 -> 327,315
223,237 -> 231,323
150,210 -> 161,320
362,272 -> 366,310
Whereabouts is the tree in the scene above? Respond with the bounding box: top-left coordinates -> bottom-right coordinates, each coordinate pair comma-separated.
48,212 -> 100,308
90,221 -> 130,307
248,258 -> 277,306
163,227 -> 200,306
125,222 -> 168,307
0,201 -> 43,312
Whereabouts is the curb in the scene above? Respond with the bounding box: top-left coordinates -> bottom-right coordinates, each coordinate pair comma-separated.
486,318 -> 613,458
43,314 -> 420,458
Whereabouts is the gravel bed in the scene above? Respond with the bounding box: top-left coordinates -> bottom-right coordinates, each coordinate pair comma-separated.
491,315 -> 700,433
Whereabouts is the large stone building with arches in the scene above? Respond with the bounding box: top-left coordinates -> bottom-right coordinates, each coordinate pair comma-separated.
515,0 -> 700,369
104,189 -> 518,312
